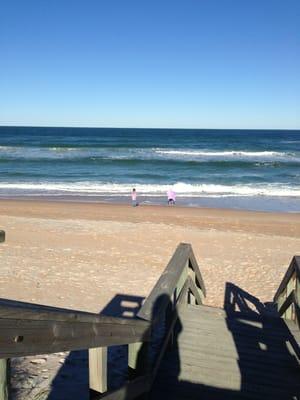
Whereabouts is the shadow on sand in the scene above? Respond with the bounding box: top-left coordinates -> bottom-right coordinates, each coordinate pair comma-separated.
47,294 -> 144,400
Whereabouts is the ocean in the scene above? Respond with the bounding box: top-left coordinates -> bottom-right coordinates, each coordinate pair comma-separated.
0,126 -> 299,212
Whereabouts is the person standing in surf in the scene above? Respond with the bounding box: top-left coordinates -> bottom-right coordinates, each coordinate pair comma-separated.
131,188 -> 138,207
167,188 -> 176,205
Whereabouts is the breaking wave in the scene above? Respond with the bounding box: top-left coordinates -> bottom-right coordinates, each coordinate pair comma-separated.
0,181 -> 299,198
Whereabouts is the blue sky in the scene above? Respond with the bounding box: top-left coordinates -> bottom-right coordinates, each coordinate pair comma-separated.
0,1 -> 299,129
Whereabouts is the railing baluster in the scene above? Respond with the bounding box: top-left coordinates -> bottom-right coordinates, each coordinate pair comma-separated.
128,341 -> 149,379
0,359 -> 9,400
285,274 -> 296,319
174,265 -> 188,303
0,239 -> 8,400
296,277 -> 300,327
0,231 -> 5,243
274,256 -> 300,325
89,347 -> 108,396
187,268 -> 196,305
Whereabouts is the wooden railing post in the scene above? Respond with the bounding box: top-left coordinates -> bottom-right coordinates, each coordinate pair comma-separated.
128,341 -> 149,379
0,359 -> 9,400
188,271 -> 195,306
285,272 -> 296,319
0,231 -> 5,243
166,299 -> 175,349
296,278 -> 300,328
274,256 -> 300,325
0,234 -> 8,400
89,347 -> 108,397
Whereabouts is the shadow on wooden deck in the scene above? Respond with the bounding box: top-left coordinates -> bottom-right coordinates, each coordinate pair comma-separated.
151,283 -> 300,400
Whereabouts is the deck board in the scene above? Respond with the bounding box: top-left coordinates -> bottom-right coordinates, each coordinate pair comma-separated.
150,304 -> 300,400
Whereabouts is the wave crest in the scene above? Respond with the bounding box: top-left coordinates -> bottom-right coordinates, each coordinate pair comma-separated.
0,181 -> 299,198
155,149 -> 291,157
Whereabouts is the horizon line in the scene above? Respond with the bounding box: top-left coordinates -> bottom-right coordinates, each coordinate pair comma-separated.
0,124 -> 300,131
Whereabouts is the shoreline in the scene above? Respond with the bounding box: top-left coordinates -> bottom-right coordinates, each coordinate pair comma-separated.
0,197 -> 299,312
0,196 -> 299,321
0,193 -> 299,213
0,197 -> 300,238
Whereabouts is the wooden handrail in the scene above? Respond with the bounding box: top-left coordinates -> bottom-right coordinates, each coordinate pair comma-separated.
0,298 -> 146,325
273,256 -> 300,326
278,290 -> 297,316
274,256 -> 300,302
137,243 -> 206,322
0,242 -> 206,400
0,300 -> 150,358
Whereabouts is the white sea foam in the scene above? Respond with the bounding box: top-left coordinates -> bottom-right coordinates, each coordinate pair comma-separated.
0,181 -> 299,198
0,146 -> 90,160
0,145 -> 298,163
155,150 -> 290,158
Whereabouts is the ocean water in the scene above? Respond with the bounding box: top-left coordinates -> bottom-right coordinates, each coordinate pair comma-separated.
0,126 -> 299,212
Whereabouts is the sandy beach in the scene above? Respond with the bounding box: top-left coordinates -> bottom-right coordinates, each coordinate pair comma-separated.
0,199 -> 299,311
1,199 -> 300,398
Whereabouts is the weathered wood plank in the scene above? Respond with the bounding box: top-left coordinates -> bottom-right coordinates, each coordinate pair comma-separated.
0,317 -> 150,358
274,256 -> 300,302
163,347 -> 300,375
128,341 -> 150,376
180,305 -> 282,323
128,342 -> 141,371
187,276 -> 203,305
0,231 -> 5,243
0,298 -> 150,325
176,341 -> 299,366
278,290 -> 296,318
153,376 -> 300,400
137,243 -> 206,323
174,266 -> 188,303
286,274 -> 296,319
179,315 -> 293,333
89,347 -> 107,394
188,247 -> 206,297
0,359 -> 9,400
158,360 -> 300,389
297,277 -> 300,306
137,243 -> 191,321
98,375 -> 151,400
184,303 -> 225,316
179,311 -> 284,328
177,327 -> 296,346
180,340 -> 297,362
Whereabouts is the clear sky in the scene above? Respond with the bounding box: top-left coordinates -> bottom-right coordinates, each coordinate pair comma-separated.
0,1 -> 299,129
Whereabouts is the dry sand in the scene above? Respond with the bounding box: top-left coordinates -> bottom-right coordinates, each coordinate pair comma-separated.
1,199 -> 300,399
0,199 -> 299,311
